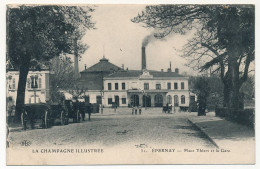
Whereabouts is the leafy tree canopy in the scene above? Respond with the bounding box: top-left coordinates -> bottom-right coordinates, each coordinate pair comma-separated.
133,5 -> 254,109
7,5 -> 95,69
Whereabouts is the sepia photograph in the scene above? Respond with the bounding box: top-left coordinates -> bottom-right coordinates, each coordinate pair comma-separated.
5,3 -> 255,165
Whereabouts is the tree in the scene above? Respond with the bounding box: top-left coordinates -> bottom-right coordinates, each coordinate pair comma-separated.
46,55 -> 76,103
6,5 -> 95,121
193,77 -> 210,116
189,75 -> 224,111
132,5 -> 254,110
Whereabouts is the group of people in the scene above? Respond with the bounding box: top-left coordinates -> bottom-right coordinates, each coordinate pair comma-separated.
132,106 -> 142,115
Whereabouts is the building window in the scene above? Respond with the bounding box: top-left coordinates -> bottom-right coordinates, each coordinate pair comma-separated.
115,83 -> 118,90
156,84 -> 161,90
108,98 -> 112,104
12,78 -> 15,89
144,83 -> 149,90
167,82 -> 171,90
167,95 -> 172,104
31,76 -> 38,88
39,78 -> 42,88
108,83 -> 111,90
181,95 -> 185,104
181,82 -> 184,90
174,95 -> 179,106
122,82 -> 125,90
96,96 -> 102,104
122,98 -> 126,104
174,83 -> 178,90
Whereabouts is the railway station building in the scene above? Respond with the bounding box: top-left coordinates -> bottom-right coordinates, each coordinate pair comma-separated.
77,47 -> 191,108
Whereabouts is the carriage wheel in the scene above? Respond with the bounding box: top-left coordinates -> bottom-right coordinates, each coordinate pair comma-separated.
21,112 -> 26,130
60,110 -> 65,125
43,110 -> 49,129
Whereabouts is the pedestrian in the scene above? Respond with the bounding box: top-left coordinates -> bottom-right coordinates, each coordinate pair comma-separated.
139,106 -> 142,115
132,106 -> 134,115
80,102 -> 85,121
7,97 -> 15,124
87,103 -> 92,121
135,107 -> 137,115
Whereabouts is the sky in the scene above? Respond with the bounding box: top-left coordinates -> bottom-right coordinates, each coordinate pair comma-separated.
78,4 -> 197,75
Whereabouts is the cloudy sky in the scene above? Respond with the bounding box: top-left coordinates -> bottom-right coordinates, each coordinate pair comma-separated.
78,5 -> 198,75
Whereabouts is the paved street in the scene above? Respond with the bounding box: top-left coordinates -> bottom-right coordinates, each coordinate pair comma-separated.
8,108 -> 215,149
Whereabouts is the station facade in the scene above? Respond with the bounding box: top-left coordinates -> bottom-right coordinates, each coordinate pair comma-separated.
103,69 -> 190,108
78,57 -> 190,108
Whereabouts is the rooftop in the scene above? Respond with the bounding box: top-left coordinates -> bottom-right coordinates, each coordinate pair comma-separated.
80,57 -> 121,73
106,70 -> 184,78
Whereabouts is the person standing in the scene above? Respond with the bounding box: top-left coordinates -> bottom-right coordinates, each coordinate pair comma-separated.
7,97 -> 15,124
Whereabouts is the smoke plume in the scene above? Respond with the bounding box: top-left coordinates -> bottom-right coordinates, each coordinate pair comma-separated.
142,34 -> 155,47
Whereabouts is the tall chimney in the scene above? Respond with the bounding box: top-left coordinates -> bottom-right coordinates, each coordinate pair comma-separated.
142,47 -> 146,70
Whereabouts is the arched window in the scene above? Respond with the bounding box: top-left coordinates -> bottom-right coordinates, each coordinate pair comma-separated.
167,95 -> 172,104
181,95 -> 185,104
154,94 -> 163,107
174,95 -> 179,106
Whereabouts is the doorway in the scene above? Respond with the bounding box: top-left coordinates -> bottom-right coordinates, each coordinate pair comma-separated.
154,94 -> 163,107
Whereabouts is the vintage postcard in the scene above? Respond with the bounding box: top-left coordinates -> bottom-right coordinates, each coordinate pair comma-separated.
5,3 -> 255,165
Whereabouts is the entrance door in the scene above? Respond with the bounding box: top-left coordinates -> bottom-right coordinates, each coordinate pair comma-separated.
143,95 -> 151,107
154,94 -> 163,107
115,95 -> 120,107
174,95 -> 179,106
130,95 -> 139,107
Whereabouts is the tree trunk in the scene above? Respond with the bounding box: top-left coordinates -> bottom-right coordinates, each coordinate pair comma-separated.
227,47 -> 243,110
14,64 -> 29,122
223,84 -> 230,108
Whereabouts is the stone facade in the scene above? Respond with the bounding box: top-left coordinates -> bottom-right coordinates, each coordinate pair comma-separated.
103,70 -> 190,107
6,70 -> 50,104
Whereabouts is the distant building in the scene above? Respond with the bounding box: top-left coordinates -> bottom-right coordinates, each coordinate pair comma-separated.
77,58 -> 190,108
103,69 -> 190,108
77,57 -> 122,104
6,70 -> 50,104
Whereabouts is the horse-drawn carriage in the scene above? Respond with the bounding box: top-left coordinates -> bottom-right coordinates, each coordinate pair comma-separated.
162,104 -> 172,113
21,103 -> 52,130
21,92 -> 85,130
